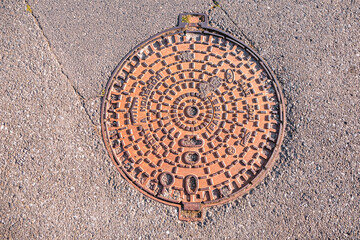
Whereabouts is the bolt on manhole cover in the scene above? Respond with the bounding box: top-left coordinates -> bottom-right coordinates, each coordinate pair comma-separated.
101,13 -> 285,221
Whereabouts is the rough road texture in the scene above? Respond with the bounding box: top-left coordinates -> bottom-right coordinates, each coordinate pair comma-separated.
1,0 -> 359,239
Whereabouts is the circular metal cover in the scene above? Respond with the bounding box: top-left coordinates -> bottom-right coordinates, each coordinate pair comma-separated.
101,13 -> 285,221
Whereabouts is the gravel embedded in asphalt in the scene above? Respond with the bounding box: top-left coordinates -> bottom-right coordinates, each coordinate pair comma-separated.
0,0 -> 359,239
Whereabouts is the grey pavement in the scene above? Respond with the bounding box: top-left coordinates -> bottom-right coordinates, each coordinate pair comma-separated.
1,0 -> 359,239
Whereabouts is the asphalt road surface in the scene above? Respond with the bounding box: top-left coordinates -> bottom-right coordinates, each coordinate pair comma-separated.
1,0 -> 359,239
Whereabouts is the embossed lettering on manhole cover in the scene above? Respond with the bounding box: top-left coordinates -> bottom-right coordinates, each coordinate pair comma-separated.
101,13 -> 286,221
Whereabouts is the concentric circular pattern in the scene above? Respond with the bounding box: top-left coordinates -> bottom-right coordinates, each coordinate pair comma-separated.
101,20 -> 285,220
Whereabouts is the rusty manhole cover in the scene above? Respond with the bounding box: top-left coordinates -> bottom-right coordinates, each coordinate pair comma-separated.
101,13 -> 285,221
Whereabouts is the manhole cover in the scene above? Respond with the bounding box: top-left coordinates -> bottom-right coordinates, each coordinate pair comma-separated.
101,13 -> 285,221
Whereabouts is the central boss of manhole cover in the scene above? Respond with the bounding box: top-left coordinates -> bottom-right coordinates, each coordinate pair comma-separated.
101,13 -> 285,221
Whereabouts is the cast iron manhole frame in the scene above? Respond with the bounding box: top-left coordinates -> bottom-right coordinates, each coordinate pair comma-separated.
101,13 -> 286,221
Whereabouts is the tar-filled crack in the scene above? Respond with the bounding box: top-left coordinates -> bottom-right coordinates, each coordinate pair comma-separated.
208,0 -> 258,51
24,0 -> 99,131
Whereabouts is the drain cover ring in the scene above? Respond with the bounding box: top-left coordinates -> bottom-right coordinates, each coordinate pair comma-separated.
101,13 -> 286,221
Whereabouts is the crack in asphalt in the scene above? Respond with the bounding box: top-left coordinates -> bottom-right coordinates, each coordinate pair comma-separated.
208,0 -> 258,51
24,0 -> 99,133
